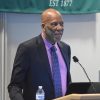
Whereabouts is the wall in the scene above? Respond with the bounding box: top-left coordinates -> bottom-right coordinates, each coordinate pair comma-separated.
0,12 -> 100,100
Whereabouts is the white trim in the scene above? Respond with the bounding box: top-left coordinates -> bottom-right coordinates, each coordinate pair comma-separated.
4,13 -> 8,100
1,12 -> 8,100
1,12 -> 5,100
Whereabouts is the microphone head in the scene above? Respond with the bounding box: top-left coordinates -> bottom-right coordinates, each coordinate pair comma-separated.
73,56 -> 79,62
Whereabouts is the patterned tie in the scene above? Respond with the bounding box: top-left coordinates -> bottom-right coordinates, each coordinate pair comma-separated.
50,46 -> 62,98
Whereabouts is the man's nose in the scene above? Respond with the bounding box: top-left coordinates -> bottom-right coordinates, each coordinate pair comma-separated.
56,24 -> 63,31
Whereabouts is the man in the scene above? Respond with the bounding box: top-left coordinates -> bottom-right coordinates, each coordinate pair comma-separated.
8,8 -> 71,100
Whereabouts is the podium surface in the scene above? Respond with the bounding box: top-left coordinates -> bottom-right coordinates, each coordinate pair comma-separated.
54,94 -> 100,100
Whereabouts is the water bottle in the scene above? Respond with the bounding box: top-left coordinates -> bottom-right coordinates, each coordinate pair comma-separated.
36,86 -> 45,100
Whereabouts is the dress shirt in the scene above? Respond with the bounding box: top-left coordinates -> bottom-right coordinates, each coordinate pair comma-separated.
41,34 -> 67,96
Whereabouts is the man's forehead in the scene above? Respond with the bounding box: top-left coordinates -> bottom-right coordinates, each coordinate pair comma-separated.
41,9 -> 63,23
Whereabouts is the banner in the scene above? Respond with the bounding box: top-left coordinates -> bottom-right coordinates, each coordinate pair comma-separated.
0,0 -> 100,14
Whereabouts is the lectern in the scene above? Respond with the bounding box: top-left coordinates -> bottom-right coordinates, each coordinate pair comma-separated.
54,82 -> 100,100
54,94 -> 100,100
67,82 -> 100,94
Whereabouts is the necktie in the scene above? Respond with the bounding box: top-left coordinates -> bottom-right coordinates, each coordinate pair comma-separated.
50,46 -> 62,98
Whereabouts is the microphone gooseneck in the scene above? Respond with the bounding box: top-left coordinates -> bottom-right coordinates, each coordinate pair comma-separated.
73,56 -> 91,82
73,56 -> 96,93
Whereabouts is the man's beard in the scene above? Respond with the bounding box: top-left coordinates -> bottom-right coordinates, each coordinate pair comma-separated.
45,28 -> 63,44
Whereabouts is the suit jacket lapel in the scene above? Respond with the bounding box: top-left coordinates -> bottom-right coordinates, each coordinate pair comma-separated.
36,35 -> 53,83
58,42 -> 71,89
57,42 -> 70,70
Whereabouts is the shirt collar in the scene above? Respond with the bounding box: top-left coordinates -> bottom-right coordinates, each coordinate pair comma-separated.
41,33 -> 58,50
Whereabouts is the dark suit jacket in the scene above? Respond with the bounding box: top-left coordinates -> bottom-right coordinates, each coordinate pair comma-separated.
8,35 -> 71,100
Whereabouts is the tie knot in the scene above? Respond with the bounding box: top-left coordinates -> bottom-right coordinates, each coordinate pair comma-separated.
50,46 -> 57,52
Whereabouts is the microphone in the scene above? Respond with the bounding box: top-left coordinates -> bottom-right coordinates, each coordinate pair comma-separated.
73,56 -> 96,93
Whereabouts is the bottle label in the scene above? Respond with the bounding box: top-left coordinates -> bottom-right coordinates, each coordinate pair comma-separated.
36,94 -> 44,100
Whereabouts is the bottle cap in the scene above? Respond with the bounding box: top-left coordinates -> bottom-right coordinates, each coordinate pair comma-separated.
38,86 -> 42,89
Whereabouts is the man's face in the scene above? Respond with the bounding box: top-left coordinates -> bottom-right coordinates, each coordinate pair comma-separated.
42,14 -> 64,44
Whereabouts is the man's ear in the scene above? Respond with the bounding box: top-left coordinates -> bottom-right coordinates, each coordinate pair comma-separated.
41,23 -> 45,28
41,23 -> 46,32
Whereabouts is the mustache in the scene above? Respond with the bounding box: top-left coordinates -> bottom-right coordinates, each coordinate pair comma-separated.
49,29 -> 63,34
46,28 -> 63,35
54,30 -> 63,35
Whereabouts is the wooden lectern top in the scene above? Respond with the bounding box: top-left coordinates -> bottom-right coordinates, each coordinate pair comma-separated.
53,94 -> 100,100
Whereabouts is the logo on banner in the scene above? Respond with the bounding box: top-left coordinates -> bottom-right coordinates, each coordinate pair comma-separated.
49,0 -> 73,7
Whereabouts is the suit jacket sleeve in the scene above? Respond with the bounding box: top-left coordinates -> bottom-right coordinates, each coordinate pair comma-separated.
8,43 -> 30,100
8,86 -> 24,100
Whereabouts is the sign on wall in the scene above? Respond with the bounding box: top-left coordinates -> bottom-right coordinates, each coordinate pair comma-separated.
0,0 -> 100,14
